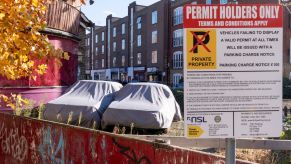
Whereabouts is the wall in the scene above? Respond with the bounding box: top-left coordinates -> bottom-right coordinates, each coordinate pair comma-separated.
0,36 -> 78,87
0,35 -> 78,111
0,113 -> 250,164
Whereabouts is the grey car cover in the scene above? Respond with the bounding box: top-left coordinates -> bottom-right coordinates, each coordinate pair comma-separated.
43,80 -> 123,128
101,83 -> 182,129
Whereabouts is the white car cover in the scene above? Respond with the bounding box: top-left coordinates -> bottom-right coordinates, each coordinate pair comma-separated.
43,80 -> 123,128
101,83 -> 182,129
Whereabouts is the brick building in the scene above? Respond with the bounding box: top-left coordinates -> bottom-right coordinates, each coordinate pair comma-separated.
85,0 -> 291,87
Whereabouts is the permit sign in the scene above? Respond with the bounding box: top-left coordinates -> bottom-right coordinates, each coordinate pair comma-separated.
183,4 -> 283,138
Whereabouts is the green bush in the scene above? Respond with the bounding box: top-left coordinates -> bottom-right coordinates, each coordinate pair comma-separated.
280,130 -> 291,140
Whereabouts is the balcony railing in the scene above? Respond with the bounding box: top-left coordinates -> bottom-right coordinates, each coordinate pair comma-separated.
45,1 -> 81,36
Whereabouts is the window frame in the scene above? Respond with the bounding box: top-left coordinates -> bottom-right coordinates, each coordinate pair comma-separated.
151,51 -> 157,64
122,39 -> 125,50
152,31 -> 157,44
102,59 -> 105,68
113,57 -> 116,67
173,51 -> 183,69
122,55 -> 125,66
137,35 -> 142,47
173,29 -> 183,47
137,53 -> 142,65
102,45 -> 104,54
102,32 -> 105,41
173,73 -> 183,87
173,7 -> 183,25
137,17 -> 142,29
113,27 -> 116,37
122,23 -> 125,34
152,10 -> 158,24
113,42 -> 116,52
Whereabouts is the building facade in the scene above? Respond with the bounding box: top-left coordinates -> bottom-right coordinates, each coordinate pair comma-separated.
85,0 -> 291,87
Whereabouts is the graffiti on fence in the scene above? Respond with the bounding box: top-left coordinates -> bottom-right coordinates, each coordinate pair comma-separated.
38,126 -> 65,164
0,122 -> 28,162
112,138 -> 151,164
90,137 -> 98,160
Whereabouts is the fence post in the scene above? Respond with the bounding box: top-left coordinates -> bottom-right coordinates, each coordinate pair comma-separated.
226,138 -> 236,164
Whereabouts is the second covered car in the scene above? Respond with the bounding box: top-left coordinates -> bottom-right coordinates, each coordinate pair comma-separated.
101,82 -> 182,130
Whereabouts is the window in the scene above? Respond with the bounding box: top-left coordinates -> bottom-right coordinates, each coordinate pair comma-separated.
113,57 -> 116,67
113,42 -> 116,52
94,72 -> 99,80
102,59 -> 105,68
95,47 -> 98,55
191,1 -> 197,4
95,35 -> 98,43
102,32 -> 105,41
86,38 -> 89,46
137,35 -> 142,47
152,31 -> 157,44
206,0 -> 212,4
220,0 -> 227,4
173,51 -> 183,69
173,7 -> 183,25
173,74 -> 183,87
102,45 -> 104,54
122,56 -> 125,66
152,51 -> 157,63
122,23 -> 125,34
113,27 -> 116,37
137,17 -> 141,29
137,53 -> 142,64
173,29 -> 183,47
152,11 -> 157,24
122,39 -> 125,50
95,60 -> 98,68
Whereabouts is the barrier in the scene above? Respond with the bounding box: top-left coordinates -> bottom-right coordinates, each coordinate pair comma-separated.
0,113 -> 250,163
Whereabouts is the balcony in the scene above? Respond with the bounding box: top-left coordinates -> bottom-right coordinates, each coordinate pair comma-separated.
45,1 -> 81,36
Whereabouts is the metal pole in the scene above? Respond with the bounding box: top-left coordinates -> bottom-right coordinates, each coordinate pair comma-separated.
90,23 -> 95,80
226,138 -> 236,164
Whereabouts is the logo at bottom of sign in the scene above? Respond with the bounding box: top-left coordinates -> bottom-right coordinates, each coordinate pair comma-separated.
187,125 -> 204,138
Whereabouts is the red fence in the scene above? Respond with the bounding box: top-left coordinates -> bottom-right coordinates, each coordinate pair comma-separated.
0,113 -> 250,164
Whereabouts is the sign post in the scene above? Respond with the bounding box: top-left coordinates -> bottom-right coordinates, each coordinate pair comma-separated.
226,138 -> 236,164
183,4 -> 283,162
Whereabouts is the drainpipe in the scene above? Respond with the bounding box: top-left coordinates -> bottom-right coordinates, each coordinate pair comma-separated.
90,23 -> 95,79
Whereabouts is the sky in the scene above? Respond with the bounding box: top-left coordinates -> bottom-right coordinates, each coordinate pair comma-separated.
81,0 -> 160,26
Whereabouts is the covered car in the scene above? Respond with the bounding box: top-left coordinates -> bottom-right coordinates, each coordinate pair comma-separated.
43,80 -> 123,128
101,83 -> 182,129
